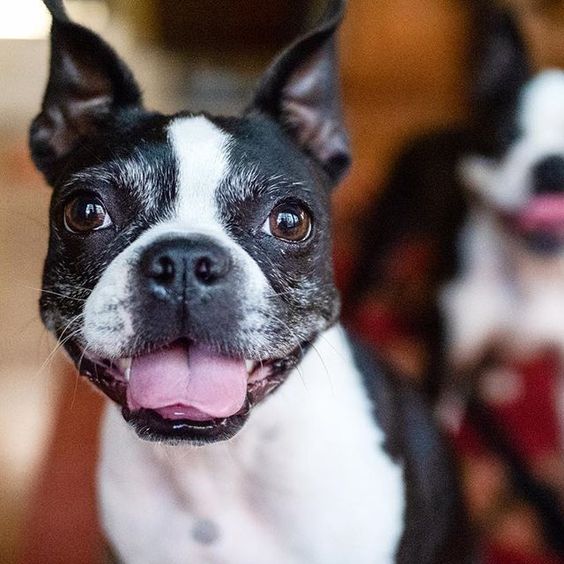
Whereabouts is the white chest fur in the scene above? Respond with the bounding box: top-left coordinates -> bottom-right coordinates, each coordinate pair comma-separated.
98,326 -> 405,564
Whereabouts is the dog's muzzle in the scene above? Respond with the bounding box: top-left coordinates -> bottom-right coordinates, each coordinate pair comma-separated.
72,234 -> 312,444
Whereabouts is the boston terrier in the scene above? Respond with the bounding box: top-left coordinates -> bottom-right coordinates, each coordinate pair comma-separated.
440,8 -> 564,552
31,1 -> 468,562
443,7 -> 564,375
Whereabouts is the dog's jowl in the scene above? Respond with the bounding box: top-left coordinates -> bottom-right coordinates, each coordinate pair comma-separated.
31,1 -> 468,562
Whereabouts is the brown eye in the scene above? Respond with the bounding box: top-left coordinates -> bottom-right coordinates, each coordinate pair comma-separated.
64,194 -> 112,233
264,202 -> 312,242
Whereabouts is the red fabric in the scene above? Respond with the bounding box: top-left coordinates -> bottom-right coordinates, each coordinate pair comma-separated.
494,354 -> 561,460
485,545 -> 564,564
453,353 -> 564,564
454,354 -> 562,461
353,303 -> 410,348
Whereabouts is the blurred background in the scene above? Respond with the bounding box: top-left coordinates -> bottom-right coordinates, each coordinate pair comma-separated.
1,0 -> 564,563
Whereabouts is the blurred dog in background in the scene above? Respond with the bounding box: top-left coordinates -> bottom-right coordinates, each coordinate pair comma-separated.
346,2 -> 564,558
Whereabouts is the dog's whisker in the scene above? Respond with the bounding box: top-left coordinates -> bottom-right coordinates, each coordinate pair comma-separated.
265,315 -> 304,349
25,286 -> 88,302
69,346 -> 89,411
58,285 -> 93,293
35,313 -> 85,378
316,332 -> 350,365
310,342 -> 333,395
294,364 -> 310,394
35,326 -> 82,379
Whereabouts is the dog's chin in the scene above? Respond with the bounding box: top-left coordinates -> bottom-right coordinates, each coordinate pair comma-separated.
65,338 -> 309,445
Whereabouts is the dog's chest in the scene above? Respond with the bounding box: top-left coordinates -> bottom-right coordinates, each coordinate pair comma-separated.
98,328 -> 405,564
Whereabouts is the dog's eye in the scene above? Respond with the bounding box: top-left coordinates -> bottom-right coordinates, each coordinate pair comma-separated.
64,194 -> 112,233
263,202 -> 312,242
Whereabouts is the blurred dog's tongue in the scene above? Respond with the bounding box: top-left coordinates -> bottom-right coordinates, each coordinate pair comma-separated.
518,195 -> 564,233
126,343 -> 247,420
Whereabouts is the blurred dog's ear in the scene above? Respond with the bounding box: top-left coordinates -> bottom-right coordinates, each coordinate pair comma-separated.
248,0 -> 350,185
470,6 -> 531,155
30,0 -> 142,183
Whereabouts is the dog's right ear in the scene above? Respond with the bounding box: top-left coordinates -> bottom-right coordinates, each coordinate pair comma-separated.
471,6 -> 531,155
30,0 -> 142,183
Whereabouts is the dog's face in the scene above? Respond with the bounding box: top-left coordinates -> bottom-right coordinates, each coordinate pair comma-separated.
463,10 -> 564,254
32,0 -> 350,443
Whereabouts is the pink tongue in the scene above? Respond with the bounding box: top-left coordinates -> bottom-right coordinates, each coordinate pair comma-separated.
518,195 -> 564,233
127,343 -> 247,420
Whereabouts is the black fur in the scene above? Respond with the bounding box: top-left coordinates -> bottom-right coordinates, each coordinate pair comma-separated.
350,337 -> 472,563
470,3 -> 531,158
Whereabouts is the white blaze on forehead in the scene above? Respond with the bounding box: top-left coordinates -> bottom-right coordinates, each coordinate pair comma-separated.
520,70 -> 564,136
168,115 -> 232,230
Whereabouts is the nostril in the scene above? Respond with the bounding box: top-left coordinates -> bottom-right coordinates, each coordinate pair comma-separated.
150,256 -> 175,283
194,256 -> 214,284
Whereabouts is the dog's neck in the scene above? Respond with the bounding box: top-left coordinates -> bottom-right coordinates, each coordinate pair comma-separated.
98,325 -> 405,564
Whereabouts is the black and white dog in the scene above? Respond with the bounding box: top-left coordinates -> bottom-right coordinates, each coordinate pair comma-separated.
31,1 -> 467,562
443,8 -> 564,386
439,9 -> 564,550
341,5 -> 564,553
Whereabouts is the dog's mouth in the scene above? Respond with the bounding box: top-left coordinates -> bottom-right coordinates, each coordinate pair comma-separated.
67,339 -> 307,444
506,194 -> 564,253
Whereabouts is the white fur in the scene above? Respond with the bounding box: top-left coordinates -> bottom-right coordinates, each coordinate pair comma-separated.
441,211 -> 515,365
521,71 -> 564,136
98,326 -> 406,564
169,115 -> 232,233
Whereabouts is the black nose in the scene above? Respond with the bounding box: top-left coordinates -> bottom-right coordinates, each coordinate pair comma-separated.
140,237 -> 232,296
532,155 -> 564,195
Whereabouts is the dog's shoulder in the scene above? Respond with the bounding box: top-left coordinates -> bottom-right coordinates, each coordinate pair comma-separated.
346,335 -> 472,564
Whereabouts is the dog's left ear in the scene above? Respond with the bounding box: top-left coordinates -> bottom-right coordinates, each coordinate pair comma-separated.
248,0 -> 350,185
470,6 -> 531,155
30,0 -> 142,183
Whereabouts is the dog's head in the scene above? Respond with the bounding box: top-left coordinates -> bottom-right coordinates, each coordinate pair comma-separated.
31,0 -> 350,444
463,8 -> 564,254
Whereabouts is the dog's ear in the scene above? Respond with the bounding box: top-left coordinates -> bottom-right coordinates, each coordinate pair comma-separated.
248,0 -> 350,185
30,0 -> 142,182
471,6 -> 531,155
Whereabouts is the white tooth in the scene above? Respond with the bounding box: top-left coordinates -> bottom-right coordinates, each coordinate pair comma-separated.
124,358 -> 132,381
116,357 -> 132,381
245,359 -> 256,375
